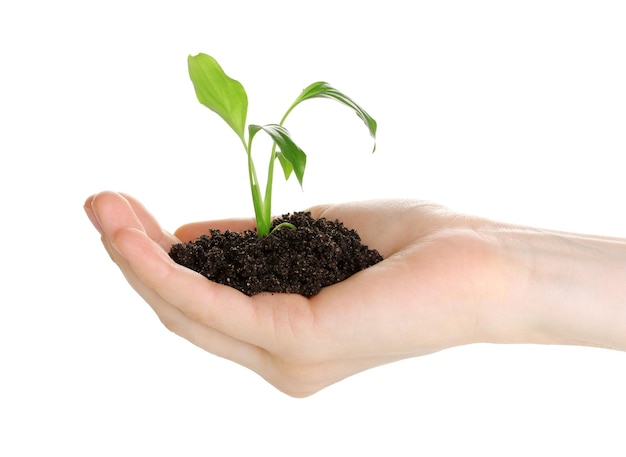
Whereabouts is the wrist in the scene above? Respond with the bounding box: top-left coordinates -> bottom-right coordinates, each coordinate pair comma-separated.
479,224 -> 626,350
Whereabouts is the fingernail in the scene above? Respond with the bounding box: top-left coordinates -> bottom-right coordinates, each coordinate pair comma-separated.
84,195 -> 104,235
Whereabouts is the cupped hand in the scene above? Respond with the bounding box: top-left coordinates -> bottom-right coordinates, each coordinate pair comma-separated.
84,191 -> 503,397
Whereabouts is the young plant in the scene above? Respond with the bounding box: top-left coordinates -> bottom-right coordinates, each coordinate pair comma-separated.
187,52 -> 377,237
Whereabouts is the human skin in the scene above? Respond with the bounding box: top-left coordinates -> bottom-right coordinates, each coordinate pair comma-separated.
84,191 -> 626,397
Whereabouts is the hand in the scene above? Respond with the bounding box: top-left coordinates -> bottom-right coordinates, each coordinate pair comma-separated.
84,192 -> 497,396
84,191 -> 626,396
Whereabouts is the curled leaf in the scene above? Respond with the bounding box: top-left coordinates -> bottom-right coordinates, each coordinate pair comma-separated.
249,124 -> 307,187
288,81 -> 377,152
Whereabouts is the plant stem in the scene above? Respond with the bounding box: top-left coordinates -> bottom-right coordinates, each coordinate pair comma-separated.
262,143 -> 278,233
247,140 -> 270,237
259,107 -> 298,237
261,107 -> 294,237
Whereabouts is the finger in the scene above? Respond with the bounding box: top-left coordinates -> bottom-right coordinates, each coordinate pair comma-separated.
174,217 -> 256,242
151,295 -> 270,372
112,226 -> 271,348
119,192 -> 180,249
89,191 -> 146,240
109,235 -> 270,371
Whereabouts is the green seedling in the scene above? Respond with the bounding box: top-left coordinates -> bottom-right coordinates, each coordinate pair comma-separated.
188,52 -> 377,237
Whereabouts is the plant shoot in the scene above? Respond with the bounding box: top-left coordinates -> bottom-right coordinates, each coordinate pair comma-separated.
187,52 -> 377,237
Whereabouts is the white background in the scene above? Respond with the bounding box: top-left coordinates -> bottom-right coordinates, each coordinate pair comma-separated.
1,1 -> 625,455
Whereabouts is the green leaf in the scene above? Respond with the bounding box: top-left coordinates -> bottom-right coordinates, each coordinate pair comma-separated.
276,153 -> 294,180
188,53 -> 248,142
249,124 -> 307,186
288,81 -> 377,152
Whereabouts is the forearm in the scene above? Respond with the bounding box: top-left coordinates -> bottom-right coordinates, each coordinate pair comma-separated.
482,224 -> 626,350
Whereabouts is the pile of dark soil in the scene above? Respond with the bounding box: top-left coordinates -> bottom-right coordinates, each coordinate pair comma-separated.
169,211 -> 383,296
